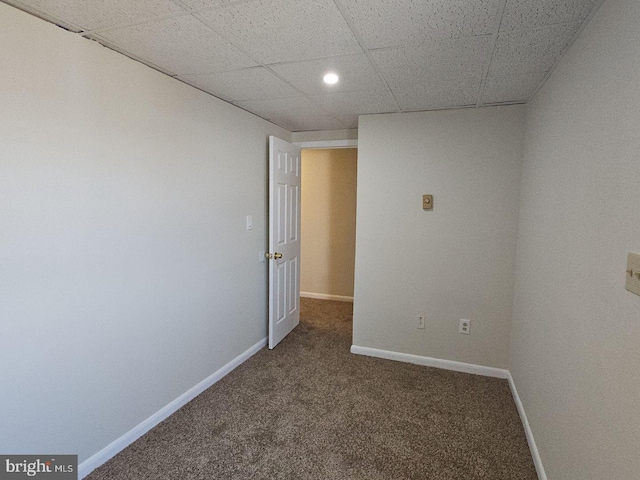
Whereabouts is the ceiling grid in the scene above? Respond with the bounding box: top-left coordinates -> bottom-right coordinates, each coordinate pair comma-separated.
2,0 -> 605,131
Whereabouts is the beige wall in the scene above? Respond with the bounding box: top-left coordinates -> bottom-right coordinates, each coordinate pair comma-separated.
301,149 -> 357,299
0,3 -> 290,463
511,0 -> 640,477
353,106 -> 524,369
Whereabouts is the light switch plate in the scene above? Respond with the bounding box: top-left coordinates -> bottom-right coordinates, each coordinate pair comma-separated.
423,194 -> 433,210
626,252 -> 640,297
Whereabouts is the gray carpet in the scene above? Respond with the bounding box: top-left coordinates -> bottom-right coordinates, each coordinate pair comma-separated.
87,298 -> 537,479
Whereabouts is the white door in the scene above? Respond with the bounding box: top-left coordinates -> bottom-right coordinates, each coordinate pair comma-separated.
267,136 -> 301,349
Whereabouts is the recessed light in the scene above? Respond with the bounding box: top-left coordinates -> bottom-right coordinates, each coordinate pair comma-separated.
323,72 -> 339,85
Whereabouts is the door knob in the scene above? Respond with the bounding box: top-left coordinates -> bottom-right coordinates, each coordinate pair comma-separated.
274,252 -> 283,259
265,252 -> 283,260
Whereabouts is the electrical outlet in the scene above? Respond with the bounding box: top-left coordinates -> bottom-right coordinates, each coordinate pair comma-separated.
459,319 -> 470,335
417,315 -> 425,329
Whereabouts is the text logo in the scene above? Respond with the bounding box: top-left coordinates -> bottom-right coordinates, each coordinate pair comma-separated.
0,456 -> 77,479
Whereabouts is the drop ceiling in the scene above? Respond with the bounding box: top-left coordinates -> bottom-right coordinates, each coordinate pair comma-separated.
4,0 -> 603,132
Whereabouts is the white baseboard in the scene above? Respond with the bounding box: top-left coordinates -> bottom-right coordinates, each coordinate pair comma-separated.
77,339 -> 546,479
350,345 -> 509,379
301,291 -> 353,302
78,337 -> 267,479
350,344 -> 546,480
507,373 -> 548,480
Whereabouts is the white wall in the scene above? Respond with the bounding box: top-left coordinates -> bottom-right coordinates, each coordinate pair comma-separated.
511,0 -> 640,477
292,129 -> 358,143
0,4 -> 289,462
353,106 -> 524,369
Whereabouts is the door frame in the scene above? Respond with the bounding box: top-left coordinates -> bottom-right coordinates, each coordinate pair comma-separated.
295,139 -> 359,307
267,137 -> 358,345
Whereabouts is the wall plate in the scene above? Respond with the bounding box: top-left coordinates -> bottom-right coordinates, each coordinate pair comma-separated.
423,194 -> 433,210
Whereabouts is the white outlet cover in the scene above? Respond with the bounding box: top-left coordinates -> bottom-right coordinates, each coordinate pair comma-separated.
459,319 -> 470,335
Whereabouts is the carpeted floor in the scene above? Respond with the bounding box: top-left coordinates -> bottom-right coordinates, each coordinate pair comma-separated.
87,298 -> 537,479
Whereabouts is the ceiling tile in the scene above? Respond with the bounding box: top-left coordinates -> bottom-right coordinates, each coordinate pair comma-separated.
309,89 -> 398,116
393,75 -> 481,111
98,15 -> 257,76
371,36 -> 491,91
269,54 -> 384,95
9,0 -> 185,32
234,96 -> 328,122
195,0 -> 362,64
481,72 -> 546,104
489,23 -> 579,76
501,0 -> 602,31
179,66 -> 300,102
341,0 -> 501,49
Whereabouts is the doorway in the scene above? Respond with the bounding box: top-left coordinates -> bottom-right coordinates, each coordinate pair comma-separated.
299,148 -> 357,303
